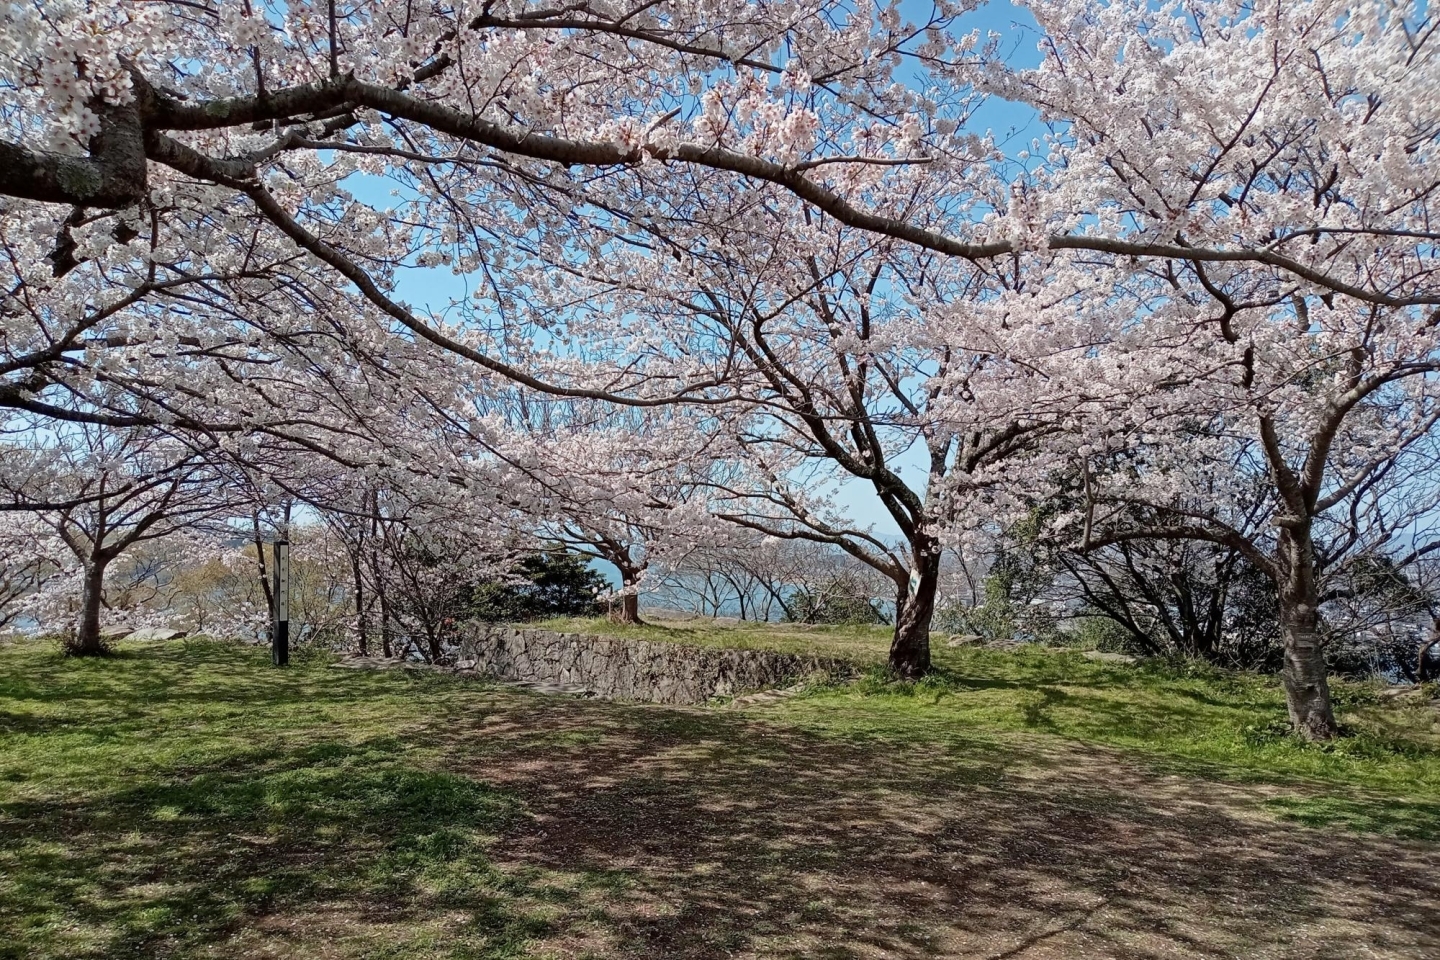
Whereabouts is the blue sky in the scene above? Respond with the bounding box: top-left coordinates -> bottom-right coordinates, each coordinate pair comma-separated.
362,1 -> 1047,541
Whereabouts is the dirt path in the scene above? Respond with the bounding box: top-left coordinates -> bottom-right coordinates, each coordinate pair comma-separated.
434,695 -> 1440,960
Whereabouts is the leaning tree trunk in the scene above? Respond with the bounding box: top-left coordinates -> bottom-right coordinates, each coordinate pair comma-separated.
889,547 -> 941,679
1276,529 -> 1338,741
68,560 -> 110,657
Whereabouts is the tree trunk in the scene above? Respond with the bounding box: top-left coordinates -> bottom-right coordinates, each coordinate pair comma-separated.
366,491 -> 389,657
375,565 -> 394,658
889,549 -> 940,679
1417,623 -> 1440,683
350,550 -> 368,657
68,560 -> 109,657
609,564 -> 643,624
1277,529 -> 1338,740
618,591 -> 641,624
252,526 -> 273,648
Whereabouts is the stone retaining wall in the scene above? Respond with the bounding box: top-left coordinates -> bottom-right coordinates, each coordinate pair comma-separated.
451,624 -> 855,705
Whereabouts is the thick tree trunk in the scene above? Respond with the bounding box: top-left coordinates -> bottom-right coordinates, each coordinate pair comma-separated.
889,549 -> 940,679
68,561 -> 109,657
1278,595 -> 1337,740
1276,529 -> 1338,741
608,563 -> 643,624
617,591 -> 641,624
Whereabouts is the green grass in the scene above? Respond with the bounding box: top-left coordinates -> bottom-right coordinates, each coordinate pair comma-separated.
0,640 -> 565,960
3,633 -> 1440,958
769,646 -> 1440,835
537,615 -> 1440,821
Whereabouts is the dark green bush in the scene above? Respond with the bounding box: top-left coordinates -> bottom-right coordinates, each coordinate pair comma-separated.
469,551 -> 606,622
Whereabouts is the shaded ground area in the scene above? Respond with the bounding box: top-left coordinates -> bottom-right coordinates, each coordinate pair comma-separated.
478,702 -> 1440,959
2,640 -> 1438,959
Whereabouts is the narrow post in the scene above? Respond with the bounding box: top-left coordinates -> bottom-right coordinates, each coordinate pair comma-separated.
272,539 -> 290,667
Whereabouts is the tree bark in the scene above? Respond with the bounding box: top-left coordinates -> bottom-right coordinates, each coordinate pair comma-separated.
889,548 -> 939,679
68,560 -> 110,656
1418,623 -> 1440,683
349,548 -> 369,657
607,561 -> 644,624
250,520 -> 273,648
0,97 -> 148,208
1276,529 -> 1338,740
617,591 -> 641,624
378,588 -> 394,658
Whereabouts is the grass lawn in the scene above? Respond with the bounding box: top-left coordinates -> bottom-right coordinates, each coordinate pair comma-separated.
542,614 -> 1440,823
3,636 -> 1440,959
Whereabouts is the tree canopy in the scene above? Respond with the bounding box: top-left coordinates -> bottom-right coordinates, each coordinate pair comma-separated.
2,0 -> 1438,738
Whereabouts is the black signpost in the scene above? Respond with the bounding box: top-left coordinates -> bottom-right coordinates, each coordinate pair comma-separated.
272,539 -> 290,667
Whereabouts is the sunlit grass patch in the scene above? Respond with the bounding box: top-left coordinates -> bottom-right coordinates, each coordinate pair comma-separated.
1262,794 -> 1440,841
0,640 -> 557,960
765,647 -> 1440,839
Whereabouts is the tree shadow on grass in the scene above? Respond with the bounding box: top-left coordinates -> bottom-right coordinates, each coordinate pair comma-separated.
1264,794 -> 1440,842
0,740 -> 552,960
0,639 -> 463,713
429,698 -> 1440,960
5,642 -> 1440,960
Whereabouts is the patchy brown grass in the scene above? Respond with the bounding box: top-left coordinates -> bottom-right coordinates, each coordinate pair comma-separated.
2,639 -> 1438,959
450,697 -> 1440,959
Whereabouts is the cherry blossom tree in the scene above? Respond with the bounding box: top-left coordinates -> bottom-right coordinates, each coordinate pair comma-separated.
286,459 -> 526,659
1071,382 -> 1440,739
420,1 -> 1437,690
543,203 -> 1073,675
465,402 -> 723,624
0,422 -> 233,654
0,0 -> 952,432
967,0 -> 1440,739
0,0 -> 1430,438
0,0 -> 1434,739
0,511 -> 65,630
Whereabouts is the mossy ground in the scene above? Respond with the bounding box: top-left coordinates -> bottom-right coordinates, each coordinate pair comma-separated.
3,635 -> 1439,958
